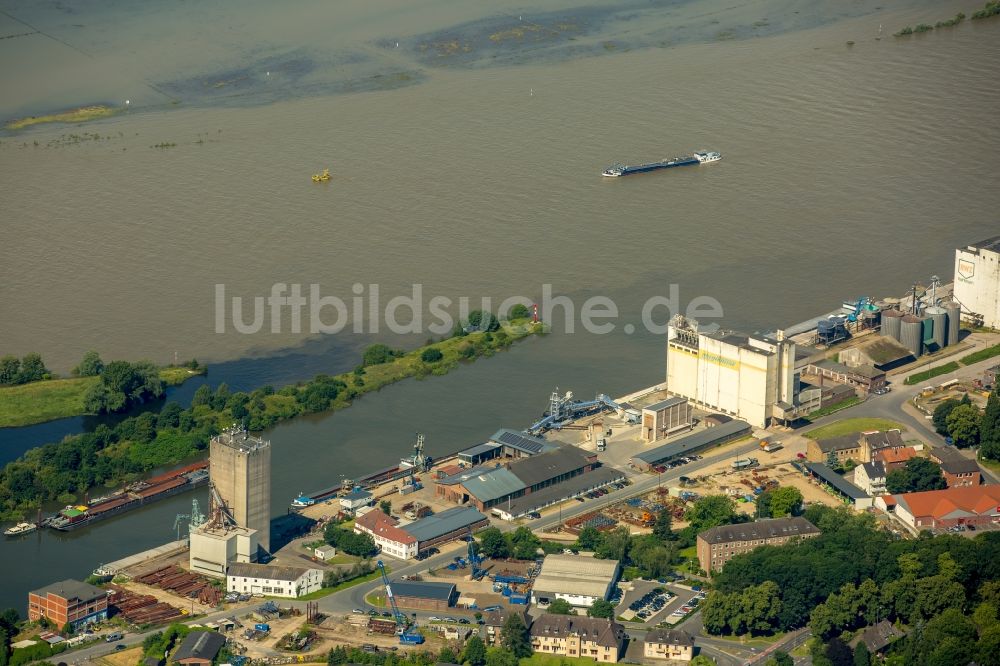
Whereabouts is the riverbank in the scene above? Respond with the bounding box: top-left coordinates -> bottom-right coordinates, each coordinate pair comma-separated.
0,366 -> 205,428
5,105 -> 120,131
0,319 -> 544,520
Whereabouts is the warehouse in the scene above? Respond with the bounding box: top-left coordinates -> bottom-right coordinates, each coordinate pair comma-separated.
532,554 -> 621,607
489,429 -> 556,458
665,315 -> 802,427
435,466 -> 527,511
508,447 -> 596,493
390,580 -> 456,611
802,463 -> 873,509
403,506 -> 489,551
457,442 -> 502,466
492,467 -> 626,521
631,420 -> 751,471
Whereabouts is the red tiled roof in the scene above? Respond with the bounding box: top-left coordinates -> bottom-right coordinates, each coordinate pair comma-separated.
893,484 -> 1000,520
355,509 -> 417,545
874,447 -> 917,465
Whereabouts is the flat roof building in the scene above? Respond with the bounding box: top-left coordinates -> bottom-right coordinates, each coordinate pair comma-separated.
210,427 -> 271,552
389,580 -> 456,611
666,315 -> 800,427
188,523 -> 259,578
28,579 -> 108,630
954,236 -> 1000,330
532,554 -> 621,607
641,397 -> 694,443
457,442 -> 502,466
697,517 -> 820,572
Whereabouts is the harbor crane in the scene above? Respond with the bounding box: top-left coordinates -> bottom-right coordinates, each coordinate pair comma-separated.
377,560 -> 424,644
468,528 -> 485,580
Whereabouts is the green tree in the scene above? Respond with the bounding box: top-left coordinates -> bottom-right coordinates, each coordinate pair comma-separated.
484,647 -> 517,666
980,390 -> 1000,461
630,535 -> 676,579
932,398 -> 961,435
690,657 -> 716,666
478,527 -> 510,559
977,625 -> 1000,666
91,360 -> 164,413
588,599 -> 615,618
17,353 -> 48,383
420,348 -> 443,363
0,356 -> 19,385
653,509 -> 676,541
462,635 -> 487,666
191,384 -> 213,406
438,647 -> 457,664
769,487 -> 803,517
499,612 -> 532,658
507,304 -> 531,320
885,457 -> 946,493
72,350 -> 104,377
595,526 -> 631,561
379,500 -> 391,515
0,609 -> 18,635
547,599 -> 575,615
826,637 -> 853,666
362,344 -> 400,366
947,403 -> 981,448
576,526 -> 603,550
0,628 -> 9,666
770,651 -> 793,666
852,641 -> 870,666
685,495 -> 739,531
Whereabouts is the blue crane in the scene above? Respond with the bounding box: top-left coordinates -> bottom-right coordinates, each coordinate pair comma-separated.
377,560 -> 425,644
468,529 -> 485,580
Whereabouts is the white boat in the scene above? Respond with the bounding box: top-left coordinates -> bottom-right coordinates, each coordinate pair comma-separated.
4,522 -> 37,537
693,151 -> 722,163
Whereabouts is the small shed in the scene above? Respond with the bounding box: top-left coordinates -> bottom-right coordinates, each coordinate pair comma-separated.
314,544 -> 337,561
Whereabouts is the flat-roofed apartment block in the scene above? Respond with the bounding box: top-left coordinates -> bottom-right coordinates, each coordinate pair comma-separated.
210,427 -> 271,552
532,554 -> 621,607
530,614 -> 626,663
28,579 -> 108,630
666,315 -> 800,427
697,517 -> 820,572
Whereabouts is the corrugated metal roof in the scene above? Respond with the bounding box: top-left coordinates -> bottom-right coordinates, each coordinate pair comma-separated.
533,554 -> 619,598
633,420 -> 751,464
508,447 -> 591,488
402,506 -> 488,543
458,442 -> 501,458
227,562 -> 312,582
502,467 -> 624,517
643,396 -> 688,412
804,463 -> 871,500
459,468 -> 527,503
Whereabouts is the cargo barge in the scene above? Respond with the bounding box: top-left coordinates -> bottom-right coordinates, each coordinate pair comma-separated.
602,150 -> 721,177
44,462 -> 209,532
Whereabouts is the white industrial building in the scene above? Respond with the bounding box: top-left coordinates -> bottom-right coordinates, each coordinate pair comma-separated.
188,523 -> 259,578
226,562 -> 322,598
954,236 -> 1000,330
665,315 -> 802,427
532,554 -> 620,607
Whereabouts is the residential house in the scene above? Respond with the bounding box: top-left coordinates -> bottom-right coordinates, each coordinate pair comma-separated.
644,628 -> 694,661
697,517 -> 821,572
854,461 -> 887,496
529,614 -> 626,663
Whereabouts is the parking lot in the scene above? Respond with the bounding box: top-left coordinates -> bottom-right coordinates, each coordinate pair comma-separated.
616,580 -> 705,626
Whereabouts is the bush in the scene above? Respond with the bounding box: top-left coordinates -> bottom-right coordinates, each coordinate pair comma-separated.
420,348 -> 443,363
362,344 -> 401,367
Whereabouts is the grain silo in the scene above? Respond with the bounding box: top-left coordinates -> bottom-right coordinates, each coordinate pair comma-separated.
925,306 -> 947,350
900,315 -> 924,358
945,301 -> 961,346
881,309 -> 904,341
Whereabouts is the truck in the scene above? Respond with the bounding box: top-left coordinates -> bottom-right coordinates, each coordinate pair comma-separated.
105,633 -> 123,643
759,440 -> 783,453
732,458 -> 758,471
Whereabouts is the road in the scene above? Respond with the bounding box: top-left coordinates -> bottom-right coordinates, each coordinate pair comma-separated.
66,340 -> 998,664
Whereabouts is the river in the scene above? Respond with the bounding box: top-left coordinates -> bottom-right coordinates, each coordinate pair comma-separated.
1,0 -> 1000,611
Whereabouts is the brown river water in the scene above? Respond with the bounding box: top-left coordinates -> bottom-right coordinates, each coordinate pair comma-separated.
0,0 -> 999,609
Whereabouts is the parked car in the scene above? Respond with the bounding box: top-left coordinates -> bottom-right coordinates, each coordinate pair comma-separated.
352,608 -> 365,614
115,644 -> 126,651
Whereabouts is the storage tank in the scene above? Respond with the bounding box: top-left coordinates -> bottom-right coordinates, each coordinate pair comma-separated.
925,306 -> 947,350
881,309 -> 903,340
945,301 -> 961,346
900,315 -> 924,357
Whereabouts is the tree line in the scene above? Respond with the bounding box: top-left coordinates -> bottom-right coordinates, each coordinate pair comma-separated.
931,389 -> 1000,460
700,504 -> 1000,665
